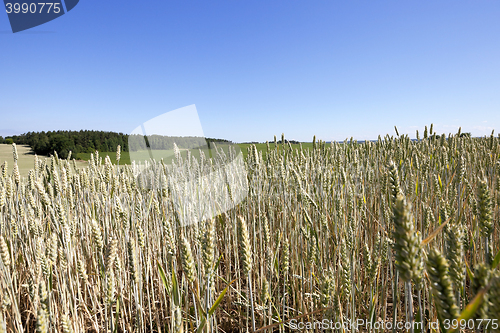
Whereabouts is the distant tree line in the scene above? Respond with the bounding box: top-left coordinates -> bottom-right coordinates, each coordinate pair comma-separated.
3,131 -> 232,159
0,137 -> 13,144
277,139 -> 300,144
8,130 -> 129,159
206,138 -> 232,144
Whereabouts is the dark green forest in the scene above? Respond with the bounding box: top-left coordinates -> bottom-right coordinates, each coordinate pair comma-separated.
2,130 -> 232,159
6,131 -> 129,159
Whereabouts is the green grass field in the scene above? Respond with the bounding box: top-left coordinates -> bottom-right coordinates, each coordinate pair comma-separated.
77,148 -> 213,166
76,142 -> 317,165
238,142 -> 316,159
76,143 -> 254,164
75,151 -> 131,165
1,142 -> 318,177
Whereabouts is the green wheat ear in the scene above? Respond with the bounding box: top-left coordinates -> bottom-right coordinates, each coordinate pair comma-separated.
445,222 -> 464,288
388,160 -> 401,204
392,193 -> 423,283
477,179 -> 493,237
127,239 -> 140,284
426,248 -> 460,321
472,263 -> 491,320
179,235 -> 196,285
477,178 -> 494,264
237,215 -> 252,275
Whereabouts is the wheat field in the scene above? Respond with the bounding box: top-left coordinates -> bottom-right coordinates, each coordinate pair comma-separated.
0,145 -> 88,179
0,127 -> 499,332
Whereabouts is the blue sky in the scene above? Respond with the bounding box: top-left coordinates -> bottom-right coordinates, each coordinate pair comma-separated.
1,0 -> 499,142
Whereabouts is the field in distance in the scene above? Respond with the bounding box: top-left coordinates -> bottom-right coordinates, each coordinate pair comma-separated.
76,142 -> 317,164
0,141 -> 317,177
0,143 -> 89,178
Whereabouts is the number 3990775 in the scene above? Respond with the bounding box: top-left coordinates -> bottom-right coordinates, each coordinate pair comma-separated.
5,3 -> 61,14
443,319 -> 498,330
